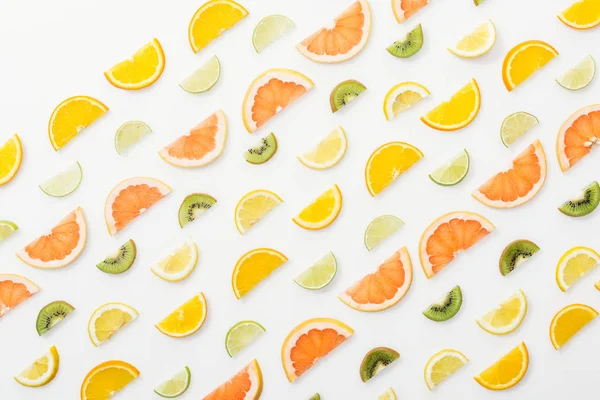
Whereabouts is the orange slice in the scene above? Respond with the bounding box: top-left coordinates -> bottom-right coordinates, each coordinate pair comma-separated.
104,177 -> 171,236
474,342 -> 529,390
104,38 -> 165,90
81,360 -> 139,400
232,248 -> 287,298
365,142 -> 423,196
281,318 -> 353,382
392,0 -> 429,23
557,104 -> 600,171
296,0 -> 371,63
16,207 -> 86,269
550,304 -> 598,350
0,134 -> 23,186
338,246 -> 412,312
158,110 -> 227,167
419,211 -> 495,278
502,40 -> 558,92
558,0 -> 600,30
188,0 -> 249,54
472,139 -> 547,208
242,68 -> 314,133
203,359 -> 262,400
421,79 -> 480,131
48,96 -> 108,150
0,274 -> 39,318
156,293 -> 208,338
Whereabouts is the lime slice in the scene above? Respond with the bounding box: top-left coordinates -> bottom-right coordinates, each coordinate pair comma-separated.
364,215 -> 404,251
0,220 -> 18,242
154,366 -> 191,398
225,320 -> 266,357
115,121 -> 152,155
252,15 -> 295,53
556,55 -> 595,91
294,252 -> 337,290
309,394 -> 321,400
180,55 -> 220,93
39,161 -> 82,197
500,112 -> 539,147
429,150 -> 470,186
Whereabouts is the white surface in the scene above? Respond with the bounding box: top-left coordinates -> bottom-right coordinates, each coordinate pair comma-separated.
1,0 -> 599,399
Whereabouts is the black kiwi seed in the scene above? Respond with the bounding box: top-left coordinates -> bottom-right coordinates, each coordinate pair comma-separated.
423,286 -> 463,322
178,193 -> 217,228
36,300 -> 75,336
499,239 -> 540,276
96,239 -> 136,274
360,347 -> 400,382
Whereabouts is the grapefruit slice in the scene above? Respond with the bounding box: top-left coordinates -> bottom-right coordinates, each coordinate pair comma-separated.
338,247 -> 412,312
392,0 -> 429,23
281,318 -> 353,382
472,139 -> 546,208
158,110 -> 227,167
419,211 -> 495,278
104,177 -> 171,236
296,0 -> 371,63
203,359 -> 262,400
242,68 -> 314,133
16,207 -> 86,269
0,274 -> 39,318
557,104 -> 600,172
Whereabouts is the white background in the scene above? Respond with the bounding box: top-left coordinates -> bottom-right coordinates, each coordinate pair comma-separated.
1,0 -> 599,399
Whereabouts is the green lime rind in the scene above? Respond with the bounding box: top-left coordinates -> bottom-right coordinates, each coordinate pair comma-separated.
225,320 -> 266,357
500,112 -> 539,147
180,55 -> 221,94
429,149 -> 470,186
0,220 -> 18,242
39,161 -> 82,197
364,215 -> 404,251
294,252 -> 337,290
115,121 -> 152,155
252,14 -> 295,53
154,366 -> 191,398
556,55 -> 595,91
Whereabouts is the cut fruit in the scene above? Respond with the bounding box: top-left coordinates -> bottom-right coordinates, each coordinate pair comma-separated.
14,345 -> 59,387
188,0 -> 248,53
80,360 -> 139,400
557,104 -> 600,171
0,134 -> 22,186
421,79 -> 480,131
87,302 -> 138,346
294,252 -> 337,290
550,303 -> 598,350
225,320 -> 266,357
242,68 -> 314,133
364,215 -> 404,251
16,207 -> 87,269
36,301 -> 74,336
104,38 -> 165,90
292,184 -> 343,230
296,0 -> 371,63
556,55 -> 595,91
0,274 -> 39,318
365,142 -> 423,196
499,240 -> 540,276
309,394 -> 321,400
203,359 -> 262,400
502,40 -> 558,92
234,189 -> 282,234
392,0 -> 429,23
387,24 -> 423,58
474,342 -> 529,390
339,247 -> 412,312
48,96 -> 108,150
97,239 -> 136,274
447,20 -> 496,58
383,82 -> 430,121
472,139 -> 547,208
156,293 -> 207,338
330,80 -> 367,113
477,289 -> 528,335
558,181 -> 600,217
419,211 -> 495,278
423,286 -> 463,322
424,349 -> 468,391
159,110 -> 227,167
281,317 -> 353,382
115,121 -> 152,155
253,14 -> 295,53
360,347 -> 399,382
297,126 -> 348,169
0,220 -> 18,242
154,366 -> 191,398
556,246 -> 600,291
151,239 -> 199,282
104,177 -> 171,236
474,0 -> 485,4
558,0 -> 600,29
179,193 -> 217,228
39,161 -> 82,197
180,55 -> 221,94
500,112 -> 539,147
245,133 -> 278,164
429,149 -> 470,186
378,387 -> 397,400
232,248 -> 287,298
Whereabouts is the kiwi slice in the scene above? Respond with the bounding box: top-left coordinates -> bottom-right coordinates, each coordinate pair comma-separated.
330,80 -> 367,113
36,300 -> 75,336
245,133 -> 277,164
559,181 -> 600,217
97,239 -> 136,274
387,24 -> 424,58
423,286 -> 463,322
309,394 -> 320,400
178,193 -> 217,227
360,347 -> 399,382
499,239 -> 540,276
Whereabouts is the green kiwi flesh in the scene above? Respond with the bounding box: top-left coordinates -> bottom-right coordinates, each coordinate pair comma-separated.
359,347 -> 400,382
245,133 -> 278,164
97,239 -> 136,274
500,239 -> 540,276
330,80 -> 367,113
423,286 -> 462,322
559,181 -> 600,217
36,300 -> 75,336
387,24 -> 424,58
178,193 -> 217,227
308,394 -> 321,400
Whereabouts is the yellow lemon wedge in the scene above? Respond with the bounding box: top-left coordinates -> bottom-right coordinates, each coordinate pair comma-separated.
556,246 -> 600,291
234,189 -> 283,234
476,289 -> 528,335
14,346 -> 59,387
87,303 -> 138,346
150,239 -> 198,282
0,134 -> 23,186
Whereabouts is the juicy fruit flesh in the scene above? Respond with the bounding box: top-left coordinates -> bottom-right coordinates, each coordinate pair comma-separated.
24,210 -> 82,263
299,127 -> 347,169
36,301 -> 74,335
179,194 -> 216,227
290,327 -> 348,378
93,307 -> 135,343
423,286 -> 462,322
559,182 -> 600,217
556,55 -> 595,90
366,143 -> 423,195
360,347 -> 399,382
504,42 -> 557,90
294,253 -> 337,289
429,150 -> 469,185
154,367 -> 190,397
562,253 -> 598,287
393,90 -> 423,116
500,240 -> 539,275
560,0 -> 600,28
0,135 -> 21,184
233,250 -> 287,298
364,215 -> 404,251
475,343 -> 528,389
0,279 -> 35,317
236,191 -> 281,233
50,97 -> 107,149
97,240 -> 136,274
204,361 -> 259,400
157,294 -> 206,336
501,112 -> 538,147
226,321 -> 265,356
551,305 -> 598,349
251,78 -> 307,129
295,186 -> 342,227
428,352 -> 466,389
395,0 -> 429,22
253,15 -> 295,53
16,346 -> 59,387
245,133 -> 277,164
422,80 -> 479,129
0,221 -> 18,241
560,109 -> 600,170
479,291 -> 525,330
155,242 -> 196,278
115,121 -> 152,154
105,39 -> 163,88
111,183 -> 166,233
189,1 -> 248,53
82,362 -> 139,400
387,24 -> 423,58
163,113 -> 220,161
452,21 -> 494,54
330,80 -> 366,112
180,55 -> 221,93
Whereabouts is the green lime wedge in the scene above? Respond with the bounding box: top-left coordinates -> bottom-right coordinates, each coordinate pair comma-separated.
180,55 -> 220,93
294,252 -> 337,290
0,220 -> 18,242
39,161 -> 82,197
154,366 -> 191,398
556,55 -> 595,91
429,149 -> 470,186
225,320 -> 266,357
115,121 -> 152,155
500,112 -> 539,147
309,394 -> 321,400
252,15 -> 295,53
364,215 -> 404,251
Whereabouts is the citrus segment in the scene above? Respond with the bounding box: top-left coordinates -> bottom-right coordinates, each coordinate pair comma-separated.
0,274 -> 39,318
253,15 -> 295,53
294,252 -> 337,290
180,55 -> 221,93
558,0 -> 600,29
476,289 -> 528,335
188,0 -> 248,53
156,293 -> 208,338
292,184 -> 343,230
502,40 -> 558,92
474,343 -> 529,390
151,239 -> 198,282
80,360 -> 139,400
14,346 -> 59,387
48,96 -> 108,150
378,387 -> 397,400
392,0 -> 428,23
234,189 -> 282,234
550,304 -> 598,349
104,38 -> 165,90
364,215 -> 404,251
39,161 -> 82,197
383,81 -> 430,121
429,149 -> 470,186
421,79 -> 480,131
557,104 -> 600,171
556,55 -> 595,91
500,112 -> 539,147
297,126 -> 347,170
0,220 -> 18,242
0,134 -> 22,185
87,303 -> 138,346
225,320 -> 266,357
154,366 -> 191,398
115,121 -> 152,155
203,359 -> 262,400
556,246 -> 600,291
448,20 -> 496,58
365,142 -> 423,196
424,349 -> 468,390
232,248 -> 287,298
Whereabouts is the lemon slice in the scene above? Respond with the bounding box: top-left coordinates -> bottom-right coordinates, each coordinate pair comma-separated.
154,366 -> 191,398
292,185 -> 343,230
234,189 -> 283,234
476,289 -> 527,335
378,387 -> 397,400
151,239 -> 198,282
448,20 -> 496,58
550,303 -> 598,350
0,134 -> 23,186
39,161 -> 82,197
424,349 -> 469,390
429,149 -> 470,186
225,320 -> 266,357
297,126 -> 348,170
180,55 -> 221,93
500,112 -> 539,147
364,215 -> 404,251
383,82 -> 430,121
87,302 -> 138,346
556,55 -> 595,91
252,14 -> 295,53
294,252 -> 337,290
14,346 -> 59,387
474,342 -> 529,390
115,121 -> 152,155
156,293 -> 207,338
0,220 -> 18,242
556,246 -> 600,291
